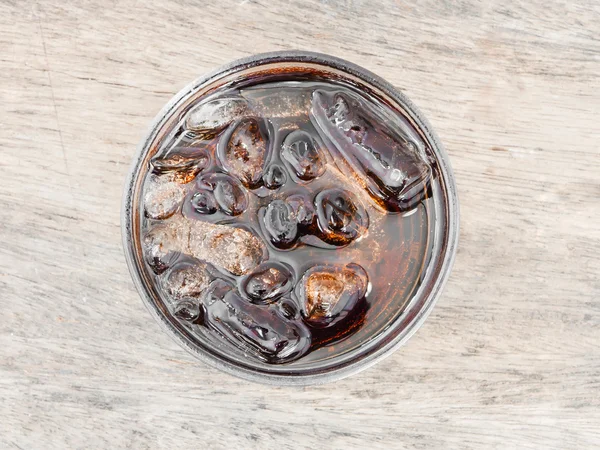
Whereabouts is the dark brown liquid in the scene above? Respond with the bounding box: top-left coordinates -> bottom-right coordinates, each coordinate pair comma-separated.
139,79 -> 435,366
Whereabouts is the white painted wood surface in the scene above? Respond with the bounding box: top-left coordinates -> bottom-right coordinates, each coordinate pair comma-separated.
1,1 -> 599,448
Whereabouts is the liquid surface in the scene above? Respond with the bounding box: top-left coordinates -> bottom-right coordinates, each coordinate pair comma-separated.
139,79 -> 436,366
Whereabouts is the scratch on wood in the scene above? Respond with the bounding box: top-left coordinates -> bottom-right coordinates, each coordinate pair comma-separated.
35,5 -> 73,199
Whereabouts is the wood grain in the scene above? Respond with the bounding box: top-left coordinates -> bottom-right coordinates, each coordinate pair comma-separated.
1,0 -> 599,448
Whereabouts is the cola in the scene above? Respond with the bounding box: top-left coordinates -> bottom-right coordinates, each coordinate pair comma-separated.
138,74 -> 436,365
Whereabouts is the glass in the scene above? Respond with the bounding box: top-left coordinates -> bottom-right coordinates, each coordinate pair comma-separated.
122,51 -> 459,385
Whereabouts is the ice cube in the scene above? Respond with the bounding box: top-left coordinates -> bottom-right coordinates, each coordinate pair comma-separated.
310,90 -> 431,212
160,261 -> 211,300
314,188 -> 369,247
278,297 -> 299,320
143,174 -> 186,220
151,145 -> 210,184
281,130 -> 326,181
240,86 -> 311,119
201,280 -> 311,363
172,299 -> 202,323
285,193 -> 315,227
240,262 -> 293,304
142,221 -> 182,273
144,216 -> 265,276
262,199 -> 298,249
219,117 -> 269,188
185,97 -> 248,138
263,164 -> 287,190
297,263 -> 368,328
196,173 -> 248,216
198,226 -> 265,276
190,190 -> 218,215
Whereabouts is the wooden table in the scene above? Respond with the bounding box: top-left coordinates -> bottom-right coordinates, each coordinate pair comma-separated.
1,1 -> 599,448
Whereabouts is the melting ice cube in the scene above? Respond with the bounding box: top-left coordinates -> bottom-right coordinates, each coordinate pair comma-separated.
310,90 -> 431,212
